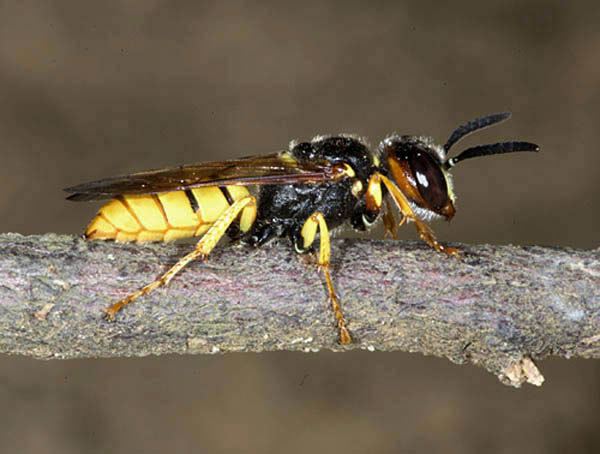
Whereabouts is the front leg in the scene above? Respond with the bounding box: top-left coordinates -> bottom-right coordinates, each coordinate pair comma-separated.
376,173 -> 459,256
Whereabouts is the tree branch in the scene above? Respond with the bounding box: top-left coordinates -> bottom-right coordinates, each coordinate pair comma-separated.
0,233 -> 598,387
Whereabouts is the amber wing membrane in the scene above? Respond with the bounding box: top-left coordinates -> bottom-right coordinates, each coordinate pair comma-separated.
65,152 -> 341,201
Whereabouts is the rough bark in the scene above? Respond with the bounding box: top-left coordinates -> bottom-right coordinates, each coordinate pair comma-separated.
0,233 -> 598,387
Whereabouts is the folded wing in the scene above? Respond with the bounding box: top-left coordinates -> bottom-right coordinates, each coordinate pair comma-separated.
65,152 -> 342,201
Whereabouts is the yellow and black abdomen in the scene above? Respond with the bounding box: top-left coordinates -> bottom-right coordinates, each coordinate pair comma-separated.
85,185 -> 254,243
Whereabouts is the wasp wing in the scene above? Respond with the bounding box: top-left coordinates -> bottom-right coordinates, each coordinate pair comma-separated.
65,152 -> 343,201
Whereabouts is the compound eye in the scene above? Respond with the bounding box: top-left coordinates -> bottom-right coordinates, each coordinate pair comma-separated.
407,150 -> 449,212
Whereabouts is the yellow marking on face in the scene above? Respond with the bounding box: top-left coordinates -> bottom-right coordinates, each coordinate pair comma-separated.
123,195 -> 169,231
372,154 -> 380,167
98,199 -> 140,233
191,187 -> 229,223
157,192 -> 198,228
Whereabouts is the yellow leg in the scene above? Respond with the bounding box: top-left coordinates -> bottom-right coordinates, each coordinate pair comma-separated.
378,174 -> 459,256
301,212 -> 352,345
104,195 -> 257,320
382,197 -> 404,240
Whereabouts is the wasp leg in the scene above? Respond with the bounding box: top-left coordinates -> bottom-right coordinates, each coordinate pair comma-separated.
379,174 -> 459,256
301,212 -> 352,345
382,196 -> 405,240
104,195 -> 257,320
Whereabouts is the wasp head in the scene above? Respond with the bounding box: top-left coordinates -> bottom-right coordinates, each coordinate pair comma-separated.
380,112 -> 539,222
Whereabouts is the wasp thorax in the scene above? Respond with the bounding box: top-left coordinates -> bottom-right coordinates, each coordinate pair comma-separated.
381,136 -> 455,219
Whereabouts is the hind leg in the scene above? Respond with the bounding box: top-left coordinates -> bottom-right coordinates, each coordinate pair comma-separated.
104,195 -> 257,320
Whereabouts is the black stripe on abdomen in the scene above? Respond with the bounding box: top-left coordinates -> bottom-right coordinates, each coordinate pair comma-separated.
184,189 -> 199,213
219,186 -> 235,205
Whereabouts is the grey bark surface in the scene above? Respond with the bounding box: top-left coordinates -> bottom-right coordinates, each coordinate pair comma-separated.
0,233 -> 598,387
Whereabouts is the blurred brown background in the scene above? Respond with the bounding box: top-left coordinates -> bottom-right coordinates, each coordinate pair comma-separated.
0,1 -> 599,453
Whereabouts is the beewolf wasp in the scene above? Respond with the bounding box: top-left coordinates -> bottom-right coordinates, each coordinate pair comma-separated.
66,112 -> 539,344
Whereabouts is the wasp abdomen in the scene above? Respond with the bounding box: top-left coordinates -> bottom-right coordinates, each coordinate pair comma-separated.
85,185 -> 253,243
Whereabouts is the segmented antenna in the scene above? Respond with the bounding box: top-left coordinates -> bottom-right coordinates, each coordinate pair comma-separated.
444,141 -> 540,169
443,112 -> 512,154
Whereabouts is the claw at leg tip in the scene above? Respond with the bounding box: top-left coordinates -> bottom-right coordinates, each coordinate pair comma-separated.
103,303 -> 122,322
339,327 -> 352,345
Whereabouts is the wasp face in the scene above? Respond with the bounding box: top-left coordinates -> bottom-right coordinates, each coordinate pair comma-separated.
380,136 -> 456,220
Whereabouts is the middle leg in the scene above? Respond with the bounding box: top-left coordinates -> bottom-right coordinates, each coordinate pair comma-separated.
300,212 -> 352,345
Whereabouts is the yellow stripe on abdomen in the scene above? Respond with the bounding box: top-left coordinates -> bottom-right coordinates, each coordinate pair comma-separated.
85,185 -> 253,243
191,187 -> 229,222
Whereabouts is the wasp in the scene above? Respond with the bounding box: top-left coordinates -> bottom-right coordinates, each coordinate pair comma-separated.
65,112 -> 538,344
